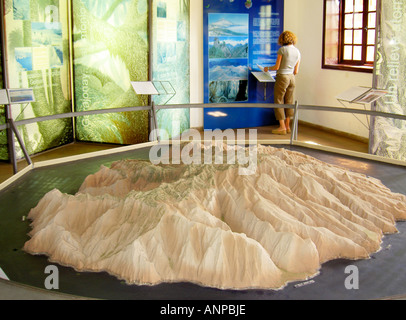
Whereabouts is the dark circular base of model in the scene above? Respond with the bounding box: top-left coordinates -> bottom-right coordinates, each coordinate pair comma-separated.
1,145 -> 405,300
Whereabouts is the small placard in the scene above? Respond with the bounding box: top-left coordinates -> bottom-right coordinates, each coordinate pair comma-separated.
336,86 -> 387,103
355,89 -> 388,103
7,88 -> 35,104
0,89 -> 9,105
252,71 -> 275,82
131,81 -> 159,95
336,87 -> 371,102
0,267 -> 9,281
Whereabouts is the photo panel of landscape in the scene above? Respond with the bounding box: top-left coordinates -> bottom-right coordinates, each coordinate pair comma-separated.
209,37 -> 248,59
31,22 -> 63,47
157,1 -> 167,18
208,58 -> 248,103
14,20 -> 63,73
208,13 -> 249,103
15,47 -> 33,72
208,13 -> 249,37
13,0 -> 30,20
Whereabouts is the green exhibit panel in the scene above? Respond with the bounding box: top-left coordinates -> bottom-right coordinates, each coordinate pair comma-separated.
72,0 -> 150,145
2,0 -> 74,160
0,0 -> 191,160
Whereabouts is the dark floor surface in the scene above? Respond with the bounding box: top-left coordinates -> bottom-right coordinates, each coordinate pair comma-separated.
0,144 -> 405,300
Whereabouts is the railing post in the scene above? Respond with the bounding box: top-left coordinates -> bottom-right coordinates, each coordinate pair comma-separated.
5,106 -> 17,174
9,119 -> 32,166
1,1 -> 18,174
151,101 -> 160,142
290,101 -> 299,145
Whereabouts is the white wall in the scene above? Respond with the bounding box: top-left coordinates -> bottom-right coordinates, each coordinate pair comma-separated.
284,0 -> 372,138
189,0 -> 373,138
190,0 -> 204,128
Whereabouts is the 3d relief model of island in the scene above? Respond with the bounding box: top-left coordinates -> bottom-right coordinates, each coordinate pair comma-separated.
23,145 -> 406,290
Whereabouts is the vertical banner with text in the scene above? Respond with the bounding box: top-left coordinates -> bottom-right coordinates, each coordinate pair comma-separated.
0,32 -> 6,160
72,0 -> 150,144
152,0 -> 190,139
2,0 -> 73,160
371,0 -> 406,160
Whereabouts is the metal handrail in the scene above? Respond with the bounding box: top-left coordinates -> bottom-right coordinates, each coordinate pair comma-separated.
1,101 -> 406,173
2,102 -> 405,131
0,105 -> 151,130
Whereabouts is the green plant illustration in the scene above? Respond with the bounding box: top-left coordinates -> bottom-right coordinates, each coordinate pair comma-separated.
73,0 -> 150,144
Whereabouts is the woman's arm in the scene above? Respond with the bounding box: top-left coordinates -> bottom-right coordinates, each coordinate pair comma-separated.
294,59 -> 300,75
264,54 -> 282,72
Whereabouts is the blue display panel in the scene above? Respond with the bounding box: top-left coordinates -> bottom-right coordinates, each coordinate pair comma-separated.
203,0 -> 284,130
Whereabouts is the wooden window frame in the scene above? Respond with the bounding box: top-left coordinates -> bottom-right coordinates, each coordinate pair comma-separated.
322,0 -> 377,73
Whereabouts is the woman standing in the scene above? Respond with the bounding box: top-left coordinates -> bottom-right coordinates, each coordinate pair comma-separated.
265,31 -> 301,135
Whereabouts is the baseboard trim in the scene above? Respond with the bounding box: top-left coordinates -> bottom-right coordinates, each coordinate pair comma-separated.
298,120 -> 369,144
191,126 -> 204,132
191,123 -> 369,145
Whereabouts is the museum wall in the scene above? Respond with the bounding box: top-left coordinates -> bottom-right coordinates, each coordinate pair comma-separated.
189,0 -> 373,139
2,1 -> 402,158
189,0 -> 204,129
284,0 -> 373,140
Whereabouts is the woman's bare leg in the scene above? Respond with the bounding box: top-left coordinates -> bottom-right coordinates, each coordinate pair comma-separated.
285,117 -> 291,133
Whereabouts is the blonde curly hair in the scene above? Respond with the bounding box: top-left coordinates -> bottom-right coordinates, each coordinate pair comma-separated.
278,31 -> 297,46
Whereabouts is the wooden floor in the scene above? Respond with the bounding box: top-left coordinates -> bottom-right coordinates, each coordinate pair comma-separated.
0,123 -> 368,184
